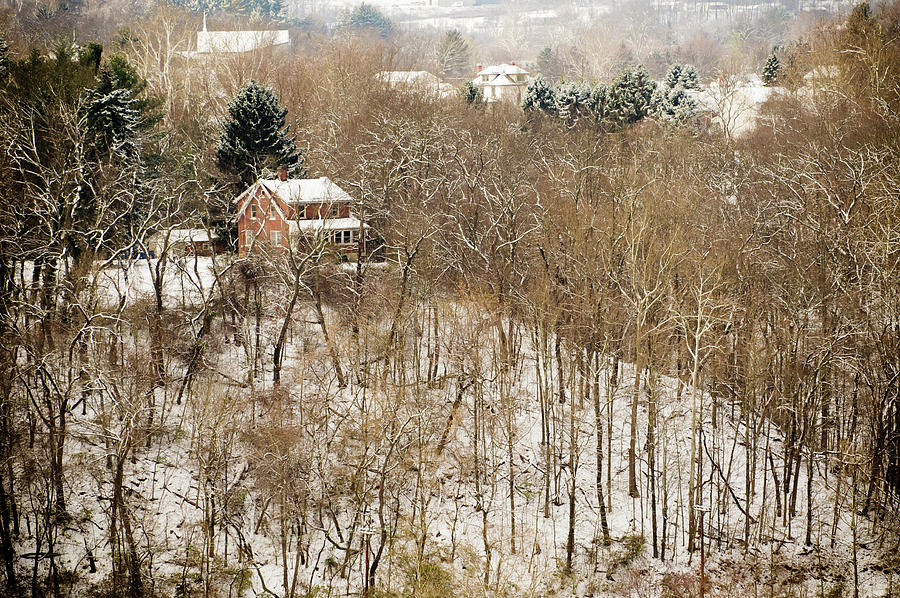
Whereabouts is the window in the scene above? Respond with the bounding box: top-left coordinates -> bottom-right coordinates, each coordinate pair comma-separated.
270,230 -> 282,246
269,202 -> 277,220
249,203 -> 257,220
330,203 -> 340,217
244,229 -> 254,247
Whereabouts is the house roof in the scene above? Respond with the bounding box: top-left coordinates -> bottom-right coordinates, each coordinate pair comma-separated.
485,74 -> 521,87
377,70 -> 441,85
166,228 -> 218,243
377,71 -> 457,98
259,177 -> 355,206
478,63 -> 530,76
196,30 -> 289,54
290,217 -> 367,234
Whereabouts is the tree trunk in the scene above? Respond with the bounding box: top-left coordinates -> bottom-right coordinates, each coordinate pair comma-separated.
592,350 -> 610,546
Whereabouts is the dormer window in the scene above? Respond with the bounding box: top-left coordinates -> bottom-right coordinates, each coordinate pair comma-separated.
330,204 -> 340,217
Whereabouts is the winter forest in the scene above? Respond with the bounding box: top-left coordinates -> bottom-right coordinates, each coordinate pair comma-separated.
1,0 -> 899,597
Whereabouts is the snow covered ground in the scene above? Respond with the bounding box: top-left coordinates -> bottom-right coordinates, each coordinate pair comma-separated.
28,262 -> 897,597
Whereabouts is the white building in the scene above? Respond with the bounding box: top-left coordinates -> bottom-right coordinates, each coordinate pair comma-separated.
376,71 -> 456,98
191,15 -> 290,55
474,63 -> 532,104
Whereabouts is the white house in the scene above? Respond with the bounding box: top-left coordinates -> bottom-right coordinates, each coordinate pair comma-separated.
474,63 -> 532,104
148,229 -> 221,257
377,71 -> 456,98
190,15 -> 290,55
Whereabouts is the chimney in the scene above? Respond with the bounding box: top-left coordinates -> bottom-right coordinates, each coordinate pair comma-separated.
476,63 -> 483,73
510,61 -> 516,66
277,165 -> 288,181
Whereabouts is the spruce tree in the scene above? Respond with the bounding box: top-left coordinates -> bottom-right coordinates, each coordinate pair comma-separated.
0,38 -> 9,81
521,76 -> 556,115
664,63 -> 699,90
339,3 -> 394,39
437,30 -> 470,79
586,83 -> 609,123
762,53 -> 780,86
652,84 -> 696,124
536,47 -> 564,83
215,80 -> 303,186
606,65 -> 656,127
653,63 -> 698,124
461,80 -> 483,106
84,87 -> 142,158
171,0 -> 283,19
554,80 -> 590,124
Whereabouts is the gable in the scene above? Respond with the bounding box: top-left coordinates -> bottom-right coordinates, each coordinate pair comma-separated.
237,183 -> 289,223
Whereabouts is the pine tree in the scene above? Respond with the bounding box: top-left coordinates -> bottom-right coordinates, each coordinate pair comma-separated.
554,80 -> 590,124
762,53 -> 780,86
652,84 -> 697,124
437,30 -> 470,79
536,46 -> 564,83
215,80 -> 303,186
339,3 -> 394,39
0,38 -> 9,81
606,65 -> 656,127
171,0 -> 283,18
654,64 -> 698,124
521,76 -> 556,115
586,83 -> 609,123
664,63 -> 699,90
84,87 -> 142,158
461,80 -> 483,106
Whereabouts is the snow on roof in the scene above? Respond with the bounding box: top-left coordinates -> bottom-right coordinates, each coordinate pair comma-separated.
261,177 -> 355,205
478,63 -> 530,76
290,217 -> 367,233
160,229 -> 217,243
688,81 -> 785,138
377,70 -> 442,85
804,65 -> 841,82
377,71 -> 457,99
487,74 -> 520,87
196,30 -> 289,54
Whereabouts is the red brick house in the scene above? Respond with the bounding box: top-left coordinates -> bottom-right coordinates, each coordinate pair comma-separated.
234,171 -> 366,258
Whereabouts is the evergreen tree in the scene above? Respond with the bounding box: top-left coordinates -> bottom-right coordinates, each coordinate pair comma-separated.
652,84 -> 696,124
521,76 -> 556,115
606,65 -> 656,127
437,30 -> 470,79
339,3 -> 394,39
536,46 -> 564,83
762,53 -> 780,86
554,80 -> 590,124
84,87 -> 142,158
461,80 -> 483,106
94,55 -> 163,133
586,83 -> 609,123
0,38 -> 9,81
215,80 -> 303,187
3,43 -> 157,260
653,63 -> 698,124
170,0 -> 283,19
664,63 -> 699,90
